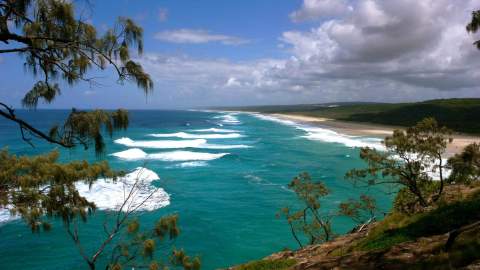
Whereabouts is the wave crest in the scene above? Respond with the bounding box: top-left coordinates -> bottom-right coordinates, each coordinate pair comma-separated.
252,113 -> 384,150
1,167 -> 169,224
111,148 -> 229,161
76,167 -> 169,211
215,113 -> 241,125
193,128 -> 240,133
114,137 -> 251,149
148,132 -> 243,139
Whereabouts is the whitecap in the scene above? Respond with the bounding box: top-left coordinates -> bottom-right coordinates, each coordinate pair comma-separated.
251,113 -> 384,150
76,167 -> 169,211
192,128 -> 240,133
115,137 -> 207,149
111,148 -> 229,161
114,137 -> 251,150
176,161 -> 209,168
201,144 -> 251,149
148,151 -> 228,161
0,207 -> 18,224
214,113 -> 241,125
1,167 -> 169,225
148,132 -> 243,139
251,113 -> 298,126
111,148 -> 148,160
390,153 -> 452,181
301,126 -> 385,150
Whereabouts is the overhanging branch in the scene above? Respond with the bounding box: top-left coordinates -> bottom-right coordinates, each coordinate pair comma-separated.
0,102 -> 73,148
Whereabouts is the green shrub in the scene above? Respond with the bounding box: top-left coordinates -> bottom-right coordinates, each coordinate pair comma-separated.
356,193 -> 480,251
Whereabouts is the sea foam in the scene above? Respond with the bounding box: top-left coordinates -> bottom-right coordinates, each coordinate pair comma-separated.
301,127 -> 385,150
114,137 -> 251,149
193,128 -> 240,133
0,167 -> 169,224
252,113 -> 384,150
75,167 -> 169,211
148,132 -> 243,139
111,148 -> 229,161
251,113 -> 298,126
175,161 -> 209,168
215,113 -> 241,125
0,207 -> 17,224
114,137 -> 206,149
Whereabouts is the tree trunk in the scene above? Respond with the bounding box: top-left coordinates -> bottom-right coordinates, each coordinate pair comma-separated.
434,156 -> 445,202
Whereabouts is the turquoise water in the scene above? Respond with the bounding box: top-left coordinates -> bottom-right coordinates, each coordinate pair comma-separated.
0,110 -> 393,269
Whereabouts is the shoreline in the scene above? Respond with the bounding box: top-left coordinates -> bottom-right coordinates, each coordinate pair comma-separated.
268,113 -> 480,157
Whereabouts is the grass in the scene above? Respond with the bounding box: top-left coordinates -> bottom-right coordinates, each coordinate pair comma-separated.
216,98 -> 480,134
355,189 -> 480,251
400,228 -> 480,270
236,259 -> 297,270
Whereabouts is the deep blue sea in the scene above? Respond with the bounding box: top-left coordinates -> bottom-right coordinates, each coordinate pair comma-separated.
0,110 -> 393,269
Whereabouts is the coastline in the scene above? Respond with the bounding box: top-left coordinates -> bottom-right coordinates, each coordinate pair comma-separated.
269,113 -> 480,157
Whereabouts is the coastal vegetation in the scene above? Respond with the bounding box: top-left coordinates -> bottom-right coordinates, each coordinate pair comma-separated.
1,1 -> 480,269
277,173 -> 333,248
0,1 -> 198,269
216,98 -> 480,135
230,12 -> 480,267
234,118 -> 480,269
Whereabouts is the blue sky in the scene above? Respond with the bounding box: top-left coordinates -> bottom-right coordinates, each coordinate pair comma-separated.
1,0 -> 480,109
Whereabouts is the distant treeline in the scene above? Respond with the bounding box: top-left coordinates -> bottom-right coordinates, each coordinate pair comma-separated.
214,98 -> 480,134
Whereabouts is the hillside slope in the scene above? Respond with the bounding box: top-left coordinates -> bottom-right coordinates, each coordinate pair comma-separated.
230,185 -> 480,270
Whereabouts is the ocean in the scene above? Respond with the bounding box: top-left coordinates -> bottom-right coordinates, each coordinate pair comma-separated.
0,110 -> 393,269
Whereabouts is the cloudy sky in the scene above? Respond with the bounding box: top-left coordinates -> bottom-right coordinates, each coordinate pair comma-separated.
1,0 -> 480,109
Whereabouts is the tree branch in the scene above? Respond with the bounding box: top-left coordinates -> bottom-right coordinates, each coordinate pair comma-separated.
0,102 -> 73,148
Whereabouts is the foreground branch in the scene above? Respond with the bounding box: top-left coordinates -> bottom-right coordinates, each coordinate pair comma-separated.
0,102 -> 73,148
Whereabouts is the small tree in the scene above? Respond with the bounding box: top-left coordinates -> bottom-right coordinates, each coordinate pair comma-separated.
0,149 -> 119,231
277,172 -> 333,249
0,1 -> 200,268
346,118 -> 453,213
0,152 -> 200,269
467,9 -> 480,49
447,143 -> 480,184
64,167 -> 200,270
0,0 -> 153,153
338,195 -> 377,228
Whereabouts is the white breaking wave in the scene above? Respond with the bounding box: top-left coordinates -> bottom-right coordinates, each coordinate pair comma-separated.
0,167 -> 169,224
111,148 -> 229,162
111,148 -> 148,160
252,113 -> 384,150
193,128 -> 240,133
176,161 -> 209,168
215,113 -> 241,125
76,167 -> 169,211
148,151 -> 228,161
115,137 -> 206,149
148,132 -> 243,139
253,114 -> 450,179
114,137 -> 251,149
251,113 -> 298,126
301,127 -> 385,150
0,207 -> 17,224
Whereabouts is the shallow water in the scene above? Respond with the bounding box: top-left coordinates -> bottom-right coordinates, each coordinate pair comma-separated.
0,110 -> 393,269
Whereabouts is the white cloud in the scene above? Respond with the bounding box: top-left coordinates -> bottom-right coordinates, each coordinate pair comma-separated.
225,77 -> 241,87
137,0 -> 480,107
279,0 -> 480,92
154,29 -> 249,45
290,0 -> 351,22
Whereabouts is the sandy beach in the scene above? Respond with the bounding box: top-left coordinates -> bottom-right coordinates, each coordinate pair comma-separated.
271,113 -> 480,157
